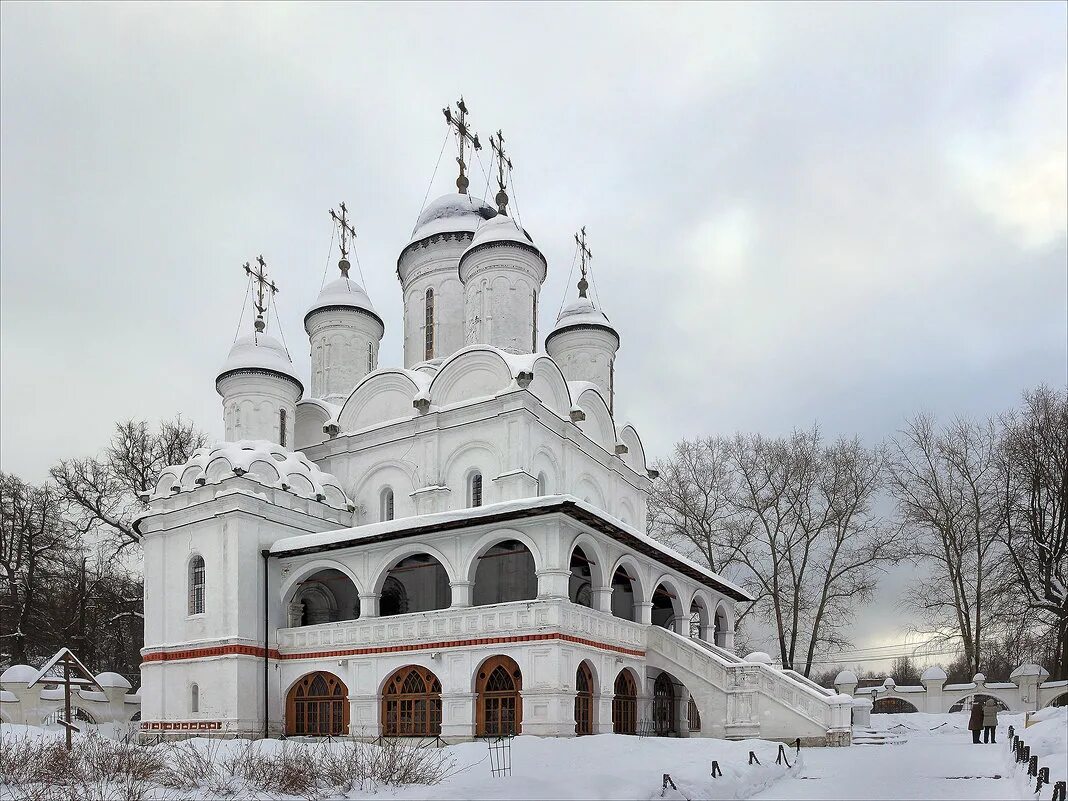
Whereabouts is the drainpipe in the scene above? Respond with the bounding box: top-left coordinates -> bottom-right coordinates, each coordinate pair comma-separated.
261,549 -> 271,740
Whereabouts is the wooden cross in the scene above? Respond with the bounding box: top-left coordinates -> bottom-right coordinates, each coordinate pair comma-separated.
329,202 -> 357,276
28,648 -> 104,751
443,96 -> 481,194
244,255 -> 278,332
489,129 -> 512,215
574,226 -> 592,298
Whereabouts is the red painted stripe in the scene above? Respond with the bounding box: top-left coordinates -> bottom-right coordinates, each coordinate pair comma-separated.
142,632 -> 644,664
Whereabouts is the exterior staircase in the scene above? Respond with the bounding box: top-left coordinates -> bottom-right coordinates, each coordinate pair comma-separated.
851,727 -> 908,745
645,627 -> 853,745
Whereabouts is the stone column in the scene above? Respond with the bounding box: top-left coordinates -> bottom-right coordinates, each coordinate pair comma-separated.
449,581 -> 474,608
636,602 -> 653,626
536,569 -> 571,600
358,592 -> 380,618
592,587 -> 613,614
287,602 -> 305,628
440,692 -> 476,742
595,691 -> 615,735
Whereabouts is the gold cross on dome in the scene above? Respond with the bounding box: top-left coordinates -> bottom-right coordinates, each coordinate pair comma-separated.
243,255 -> 278,332
443,96 -> 482,194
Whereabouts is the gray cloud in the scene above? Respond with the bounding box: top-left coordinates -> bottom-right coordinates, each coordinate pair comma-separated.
2,2 -> 1064,666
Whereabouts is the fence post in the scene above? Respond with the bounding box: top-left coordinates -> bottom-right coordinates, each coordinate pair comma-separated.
749,750 -> 760,765
1007,725 -> 1014,742
661,774 -> 677,797
710,761 -> 722,778
1036,766 -> 1049,793
1028,755 -> 1038,777
794,737 -> 801,755
1053,780 -> 1066,801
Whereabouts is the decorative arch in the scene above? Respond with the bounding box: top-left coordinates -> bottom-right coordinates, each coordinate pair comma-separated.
689,593 -> 711,640
443,442 -> 502,501
429,346 -> 514,408
294,401 -> 331,450
713,601 -> 733,647
575,660 -> 596,736
352,461 -> 415,523
463,529 -> 544,585
280,559 -> 362,608
337,370 -> 420,433
609,557 -> 646,622
1045,691 -> 1068,708
475,655 -> 523,736
530,446 -> 560,495
381,665 -> 442,737
618,424 -> 648,475
617,497 -> 637,526
575,474 -> 607,511
285,671 -> 349,736
612,668 -> 639,734
574,386 -> 617,452
871,696 -> 919,714
375,550 -> 452,616
527,356 -> 573,419
942,688 -> 1017,712
371,543 -> 458,595
470,536 -> 539,606
566,532 -> 610,590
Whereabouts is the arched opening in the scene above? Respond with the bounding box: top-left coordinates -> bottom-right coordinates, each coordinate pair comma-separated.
472,540 -> 537,606
653,672 -> 677,735
612,669 -> 637,734
285,672 -> 349,736
536,472 -> 547,496
714,605 -> 729,647
689,598 -> 708,640
188,555 -> 205,615
569,546 -> 594,608
381,666 -> 442,737
476,655 -> 522,736
575,662 -> 594,736
611,566 -> 637,621
948,694 -> 1010,713
871,697 -> 919,714
688,696 -> 701,732
380,487 -> 395,522
651,583 -> 680,631
1047,692 -> 1068,708
469,472 -> 483,507
288,568 -> 360,627
381,554 -> 451,616
191,683 -> 199,713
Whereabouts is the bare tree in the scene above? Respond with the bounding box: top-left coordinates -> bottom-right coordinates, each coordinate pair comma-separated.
889,415 -> 1004,676
999,386 -> 1068,678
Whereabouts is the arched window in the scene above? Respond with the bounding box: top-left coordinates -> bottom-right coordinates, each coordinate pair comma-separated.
380,487 -> 395,522
575,662 -> 594,736
424,288 -> 435,360
612,670 -> 637,735
653,673 -> 676,735
688,697 -> 701,732
531,291 -> 538,351
188,555 -> 205,615
367,341 -> 374,372
473,540 -> 537,605
279,408 -> 287,447
191,683 -> 199,713
285,672 -> 349,736
469,472 -> 483,508
536,472 -> 546,496
476,655 -> 522,736
382,667 -> 442,737
569,547 -> 594,608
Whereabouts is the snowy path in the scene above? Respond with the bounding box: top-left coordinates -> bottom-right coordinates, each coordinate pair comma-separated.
754,713 -> 1017,801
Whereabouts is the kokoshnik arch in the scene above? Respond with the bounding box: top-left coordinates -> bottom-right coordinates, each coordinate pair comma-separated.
136,100 -> 854,745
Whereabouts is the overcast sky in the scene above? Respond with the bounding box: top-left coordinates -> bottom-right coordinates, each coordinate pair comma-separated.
2,2 -> 1065,669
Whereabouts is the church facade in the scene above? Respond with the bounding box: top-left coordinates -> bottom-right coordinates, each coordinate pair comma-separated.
137,107 -> 852,744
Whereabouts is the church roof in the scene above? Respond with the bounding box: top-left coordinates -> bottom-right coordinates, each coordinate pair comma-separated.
271,494 -> 752,601
408,193 -> 497,244
304,276 -> 382,327
546,296 -> 619,347
216,332 -> 303,392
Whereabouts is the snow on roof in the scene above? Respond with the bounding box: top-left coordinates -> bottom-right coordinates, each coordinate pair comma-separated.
835,669 -> 858,685
94,672 -> 132,689
0,664 -> 36,684
921,666 -> 948,682
271,494 -> 752,601
305,276 -> 380,324
1010,663 -> 1050,679
466,214 -> 537,250
151,440 -> 353,511
408,193 -> 497,244
548,297 -> 619,344
217,332 -> 303,390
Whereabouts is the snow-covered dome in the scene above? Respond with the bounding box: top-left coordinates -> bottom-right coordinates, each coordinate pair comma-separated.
882,676 -> 896,688
94,672 -> 132,690
920,666 -> 948,682
835,669 -> 859,685
546,296 -> 619,348
467,214 -> 538,250
1010,664 -> 1050,680
409,193 -> 497,243
0,664 -> 36,684
305,276 -> 380,324
972,672 -> 986,683
150,440 -> 353,511
216,332 -> 303,392
743,651 -> 774,665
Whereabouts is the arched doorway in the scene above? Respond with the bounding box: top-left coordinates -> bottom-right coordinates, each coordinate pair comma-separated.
653,673 -> 676,735
612,669 -> 637,734
476,655 -> 523,736
472,540 -> 537,605
948,694 -> 1010,713
575,662 -> 594,735
285,672 -> 349,736
381,666 -> 442,737
380,554 -> 451,616
569,546 -> 594,608
871,697 -> 918,714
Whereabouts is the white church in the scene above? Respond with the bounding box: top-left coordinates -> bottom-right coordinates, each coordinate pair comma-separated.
137,101 -> 853,745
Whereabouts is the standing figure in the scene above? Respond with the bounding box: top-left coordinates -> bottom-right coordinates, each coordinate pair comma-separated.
968,700 -> 984,744
982,698 -> 999,743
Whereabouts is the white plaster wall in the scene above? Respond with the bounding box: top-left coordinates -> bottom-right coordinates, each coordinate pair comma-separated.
306,308 -> 384,402
459,245 -> 545,355
546,328 -> 618,412
398,235 -> 471,367
218,372 -> 301,444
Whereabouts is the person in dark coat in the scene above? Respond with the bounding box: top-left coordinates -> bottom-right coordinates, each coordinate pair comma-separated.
968,701 -> 984,743
982,698 -> 999,743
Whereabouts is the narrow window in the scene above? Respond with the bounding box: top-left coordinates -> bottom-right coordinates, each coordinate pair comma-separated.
188,555 -> 205,615
380,487 -> 395,522
279,408 -> 287,447
191,683 -> 200,713
470,472 -> 483,508
368,342 -> 374,372
532,291 -> 538,351
536,472 -> 546,496
609,359 -> 614,414
424,288 -> 435,360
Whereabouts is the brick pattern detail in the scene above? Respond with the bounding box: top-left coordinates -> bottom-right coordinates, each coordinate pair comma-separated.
142,631 -> 644,665
141,720 -> 224,731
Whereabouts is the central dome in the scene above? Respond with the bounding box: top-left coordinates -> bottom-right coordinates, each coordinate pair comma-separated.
409,193 -> 497,243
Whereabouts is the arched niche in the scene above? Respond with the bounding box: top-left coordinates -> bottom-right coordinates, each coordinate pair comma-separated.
429,347 -> 513,408
294,401 -> 331,450
337,371 -> 420,433
574,387 -> 617,453
527,356 -> 572,419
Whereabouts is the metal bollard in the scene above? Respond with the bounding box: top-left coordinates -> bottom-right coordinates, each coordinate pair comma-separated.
710,760 -> 722,778
1053,780 -> 1066,801
776,743 -> 791,767
794,737 -> 801,755
1028,755 -> 1038,777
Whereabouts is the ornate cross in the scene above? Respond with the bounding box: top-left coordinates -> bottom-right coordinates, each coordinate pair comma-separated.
329,202 -> 357,276
443,96 -> 481,194
574,227 -> 592,298
489,129 -> 512,215
244,255 -> 278,332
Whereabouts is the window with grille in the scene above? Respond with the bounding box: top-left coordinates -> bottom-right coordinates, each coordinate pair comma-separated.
688,696 -> 701,732
575,663 -> 593,735
380,487 -> 394,522
532,291 -> 538,351
279,408 -> 287,447
382,667 -> 442,737
188,555 -> 205,615
424,288 -> 435,360
286,671 -> 348,736
368,341 -> 374,372
612,670 -> 637,735
469,472 -> 483,507
477,656 -> 522,736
